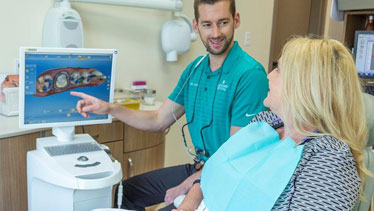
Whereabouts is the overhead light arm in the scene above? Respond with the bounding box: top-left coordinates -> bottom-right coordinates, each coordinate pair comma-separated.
70,0 -> 183,11
63,0 -> 193,61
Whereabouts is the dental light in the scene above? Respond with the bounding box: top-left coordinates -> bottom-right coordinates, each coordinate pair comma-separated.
43,0 -> 196,61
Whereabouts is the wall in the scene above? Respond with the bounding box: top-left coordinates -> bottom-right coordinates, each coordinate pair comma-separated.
0,0 -> 274,167
323,0 -> 345,42
271,0 -> 312,65
0,0 -> 52,73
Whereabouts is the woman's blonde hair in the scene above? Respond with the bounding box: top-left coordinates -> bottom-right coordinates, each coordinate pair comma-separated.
279,36 -> 368,195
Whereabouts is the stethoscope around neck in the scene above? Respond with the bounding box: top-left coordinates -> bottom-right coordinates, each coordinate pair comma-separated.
172,54 -> 224,160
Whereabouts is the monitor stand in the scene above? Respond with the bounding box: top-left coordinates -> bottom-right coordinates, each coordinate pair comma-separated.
34,126 -> 96,151
35,126 -> 106,157
52,126 -> 75,142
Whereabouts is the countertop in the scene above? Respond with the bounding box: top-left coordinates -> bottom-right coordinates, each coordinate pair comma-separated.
0,101 -> 162,139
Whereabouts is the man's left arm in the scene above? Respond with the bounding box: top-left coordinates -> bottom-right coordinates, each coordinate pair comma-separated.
164,171 -> 202,205
231,69 -> 269,128
230,126 -> 241,136
172,183 -> 204,211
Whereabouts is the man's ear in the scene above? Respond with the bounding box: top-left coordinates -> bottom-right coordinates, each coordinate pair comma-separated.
193,19 -> 199,33
234,13 -> 241,29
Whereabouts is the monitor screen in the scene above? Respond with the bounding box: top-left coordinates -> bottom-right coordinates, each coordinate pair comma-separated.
353,31 -> 374,78
19,47 -> 117,129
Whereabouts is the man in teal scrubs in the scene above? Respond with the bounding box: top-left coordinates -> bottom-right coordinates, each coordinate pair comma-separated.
169,41 -> 268,162
71,0 -> 268,210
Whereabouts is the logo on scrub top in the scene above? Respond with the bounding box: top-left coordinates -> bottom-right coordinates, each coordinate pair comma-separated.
246,113 -> 256,117
189,82 -> 198,87
217,80 -> 229,91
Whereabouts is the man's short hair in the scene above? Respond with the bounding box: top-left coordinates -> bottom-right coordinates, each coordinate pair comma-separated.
194,0 -> 236,21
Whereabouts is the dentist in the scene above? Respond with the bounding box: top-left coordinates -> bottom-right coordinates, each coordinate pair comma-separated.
71,0 -> 268,210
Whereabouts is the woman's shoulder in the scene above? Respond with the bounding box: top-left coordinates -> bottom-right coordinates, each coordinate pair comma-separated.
302,135 -> 357,173
304,135 -> 352,155
300,135 -> 360,185
274,135 -> 361,210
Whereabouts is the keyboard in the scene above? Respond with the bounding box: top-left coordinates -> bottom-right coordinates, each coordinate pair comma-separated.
44,142 -> 102,157
365,85 -> 374,96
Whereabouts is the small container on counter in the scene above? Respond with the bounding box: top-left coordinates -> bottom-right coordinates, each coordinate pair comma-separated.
114,98 -> 141,110
143,89 -> 156,105
114,88 -> 141,110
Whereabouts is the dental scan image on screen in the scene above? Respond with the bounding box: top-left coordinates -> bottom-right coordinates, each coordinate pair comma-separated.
23,51 -> 114,126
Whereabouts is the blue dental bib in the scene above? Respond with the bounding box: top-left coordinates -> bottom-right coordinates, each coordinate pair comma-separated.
201,122 -> 304,211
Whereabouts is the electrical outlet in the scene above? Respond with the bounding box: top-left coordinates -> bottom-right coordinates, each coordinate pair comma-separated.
14,58 -> 19,74
244,32 -> 251,46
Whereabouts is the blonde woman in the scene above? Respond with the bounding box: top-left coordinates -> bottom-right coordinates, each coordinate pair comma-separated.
174,37 -> 368,211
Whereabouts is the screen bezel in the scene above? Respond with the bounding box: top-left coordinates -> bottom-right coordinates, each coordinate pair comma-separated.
353,30 -> 374,78
18,47 -> 117,129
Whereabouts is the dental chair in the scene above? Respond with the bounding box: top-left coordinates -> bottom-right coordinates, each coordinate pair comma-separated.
355,93 -> 374,211
174,93 -> 374,211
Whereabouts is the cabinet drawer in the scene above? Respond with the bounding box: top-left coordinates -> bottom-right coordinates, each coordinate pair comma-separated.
122,142 -> 165,179
124,124 -> 165,152
41,121 -> 123,144
79,121 -> 123,144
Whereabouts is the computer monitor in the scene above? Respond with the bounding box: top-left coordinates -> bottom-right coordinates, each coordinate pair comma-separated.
19,47 -> 117,131
353,31 -> 374,78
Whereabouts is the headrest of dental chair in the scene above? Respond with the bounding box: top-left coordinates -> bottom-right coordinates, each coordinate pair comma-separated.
363,93 -> 374,147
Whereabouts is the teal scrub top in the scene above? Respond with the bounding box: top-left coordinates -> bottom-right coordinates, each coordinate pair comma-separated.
169,41 -> 269,161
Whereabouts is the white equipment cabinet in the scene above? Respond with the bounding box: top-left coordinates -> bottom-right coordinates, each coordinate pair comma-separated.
27,133 -> 122,211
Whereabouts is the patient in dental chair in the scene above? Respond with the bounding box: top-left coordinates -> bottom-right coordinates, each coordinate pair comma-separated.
173,37 -> 369,211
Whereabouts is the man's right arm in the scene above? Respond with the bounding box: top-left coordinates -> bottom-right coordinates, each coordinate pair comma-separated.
109,98 -> 185,132
71,91 -> 185,132
71,55 -> 198,132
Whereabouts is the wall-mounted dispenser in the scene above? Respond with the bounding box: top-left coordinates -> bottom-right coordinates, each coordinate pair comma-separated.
43,0 -> 84,48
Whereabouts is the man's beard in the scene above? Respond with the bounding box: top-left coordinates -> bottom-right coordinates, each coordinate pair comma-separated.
202,33 -> 234,55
